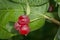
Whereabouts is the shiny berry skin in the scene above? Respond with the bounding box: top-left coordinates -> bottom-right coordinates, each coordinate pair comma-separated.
14,22 -> 21,30
18,15 -> 30,25
19,25 -> 30,35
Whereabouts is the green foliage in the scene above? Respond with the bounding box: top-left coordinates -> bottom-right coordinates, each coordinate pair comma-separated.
54,27 -> 60,40
29,3 -> 49,31
10,21 -> 58,40
0,0 -> 49,39
0,0 -> 60,40
28,21 -> 58,40
11,0 -> 48,6
58,5 -> 60,19
55,0 -> 60,4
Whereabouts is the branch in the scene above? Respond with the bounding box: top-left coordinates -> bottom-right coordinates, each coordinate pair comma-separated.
30,14 -> 60,26
42,14 -> 60,26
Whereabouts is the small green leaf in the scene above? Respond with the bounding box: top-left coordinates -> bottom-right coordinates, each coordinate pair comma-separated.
55,0 -> 60,5
54,27 -> 60,40
54,35 -> 58,40
58,5 -> 60,19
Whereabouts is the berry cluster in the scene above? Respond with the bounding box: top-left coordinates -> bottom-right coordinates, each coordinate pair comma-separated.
14,15 -> 30,36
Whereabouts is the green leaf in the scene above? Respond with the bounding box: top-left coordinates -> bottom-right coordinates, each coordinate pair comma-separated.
0,0 -> 25,9
58,5 -> 60,19
45,12 -> 59,23
46,12 -> 59,19
29,3 -> 49,31
0,5 -> 24,39
54,35 -> 58,40
11,0 -> 48,6
0,21 -> 19,39
28,21 -> 58,40
55,0 -> 60,5
0,24 -> 16,39
54,27 -> 60,40
0,8 -> 24,39
45,12 -> 55,18
28,0 -> 48,6
0,9 -> 24,29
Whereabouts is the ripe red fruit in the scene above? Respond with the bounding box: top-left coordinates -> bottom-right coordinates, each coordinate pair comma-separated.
19,25 -> 30,35
18,15 -> 30,25
14,22 -> 21,30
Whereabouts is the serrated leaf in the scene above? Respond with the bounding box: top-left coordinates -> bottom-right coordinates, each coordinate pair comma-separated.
29,3 -> 49,31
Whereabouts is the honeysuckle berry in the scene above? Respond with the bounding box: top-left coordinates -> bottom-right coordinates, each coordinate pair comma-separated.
18,15 -> 30,25
14,15 -> 30,36
14,22 -> 21,30
19,25 -> 30,35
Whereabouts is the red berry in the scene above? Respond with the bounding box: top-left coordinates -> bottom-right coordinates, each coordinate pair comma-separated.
19,25 -> 30,35
14,22 -> 21,30
18,15 -> 30,25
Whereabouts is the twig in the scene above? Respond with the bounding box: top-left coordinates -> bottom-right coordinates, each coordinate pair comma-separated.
41,14 -> 60,26
30,14 -> 60,26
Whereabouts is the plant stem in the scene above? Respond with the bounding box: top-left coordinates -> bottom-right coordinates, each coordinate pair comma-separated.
26,0 -> 30,15
30,14 -> 60,26
42,14 -> 60,26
